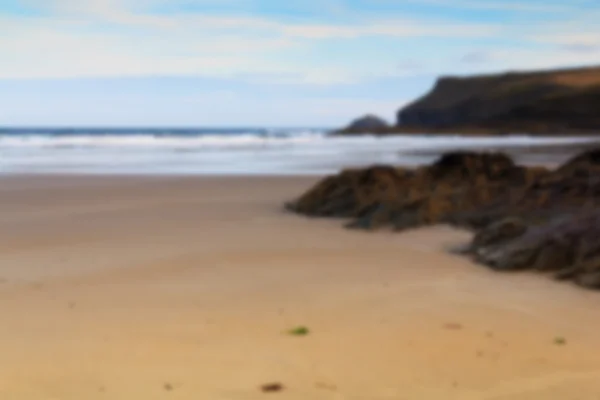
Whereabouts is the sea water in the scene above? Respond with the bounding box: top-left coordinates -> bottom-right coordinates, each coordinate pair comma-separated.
0,128 -> 598,175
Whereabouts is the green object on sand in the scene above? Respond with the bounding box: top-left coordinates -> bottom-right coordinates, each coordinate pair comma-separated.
287,326 -> 310,336
554,336 -> 566,345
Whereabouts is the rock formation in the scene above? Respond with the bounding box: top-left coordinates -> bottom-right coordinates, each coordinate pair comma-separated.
336,114 -> 390,134
285,148 -> 600,290
286,151 -> 547,230
398,66 -> 600,133
338,65 -> 600,135
466,213 -> 600,289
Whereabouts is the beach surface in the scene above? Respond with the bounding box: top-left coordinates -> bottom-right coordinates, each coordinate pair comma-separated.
1,175 -> 600,400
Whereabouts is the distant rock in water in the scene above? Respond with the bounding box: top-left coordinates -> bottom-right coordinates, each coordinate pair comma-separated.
396,66 -> 600,134
336,114 -> 390,134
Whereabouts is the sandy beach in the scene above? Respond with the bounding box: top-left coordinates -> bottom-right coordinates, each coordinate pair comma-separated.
2,175 -> 600,400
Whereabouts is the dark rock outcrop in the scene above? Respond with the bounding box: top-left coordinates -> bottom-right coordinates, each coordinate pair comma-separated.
396,66 -> 600,134
335,114 -> 390,134
447,149 -> 600,230
285,148 -> 600,290
467,212 -> 600,289
286,151 -> 547,230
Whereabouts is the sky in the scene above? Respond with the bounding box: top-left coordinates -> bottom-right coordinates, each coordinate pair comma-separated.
1,0 -> 599,127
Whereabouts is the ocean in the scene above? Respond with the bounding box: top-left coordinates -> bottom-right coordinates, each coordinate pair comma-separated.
1,128 -> 598,175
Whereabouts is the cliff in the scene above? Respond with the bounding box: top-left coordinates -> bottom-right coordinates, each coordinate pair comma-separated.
396,66 -> 600,134
336,66 -> 600,135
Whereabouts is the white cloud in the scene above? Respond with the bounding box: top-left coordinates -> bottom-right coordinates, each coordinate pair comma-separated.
532,32 -> 600,49
0,13 -> 298,79
2,0 -> 600,82
460,50 -> 492,64
0,3 -> 501,82
282,20 -> 498,39
517,7 -> 600,45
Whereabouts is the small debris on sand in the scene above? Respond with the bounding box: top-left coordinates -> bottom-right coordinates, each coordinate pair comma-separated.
287,326 -> 310,336
164,383 -> 173,391
554,336 -> 567,346
261,383 -> 284,393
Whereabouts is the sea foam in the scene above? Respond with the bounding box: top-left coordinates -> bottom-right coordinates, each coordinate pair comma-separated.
0,128 -> 598,175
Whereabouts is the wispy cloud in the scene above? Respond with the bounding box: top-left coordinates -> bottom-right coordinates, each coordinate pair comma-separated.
3,0 -> 599,82
460,51 -> 492,64
532,32 -> 600,49
0,0 -> 503,82
279,20 -> 498,39
2,0 -> 600,125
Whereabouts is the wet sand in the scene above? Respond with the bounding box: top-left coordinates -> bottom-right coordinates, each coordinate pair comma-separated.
402,140 -> 600,167
1,175 -> 600,400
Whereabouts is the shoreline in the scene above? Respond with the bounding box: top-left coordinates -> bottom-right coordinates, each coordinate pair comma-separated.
3,131 -> 600,177
334,127 -> 600,137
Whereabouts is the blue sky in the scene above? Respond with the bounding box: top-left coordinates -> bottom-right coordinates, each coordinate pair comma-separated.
1,0 -> 599,127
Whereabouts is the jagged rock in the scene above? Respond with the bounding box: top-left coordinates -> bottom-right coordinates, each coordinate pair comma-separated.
576,272 -> 600,289
464,217 -> 528,254
287,151 -> 547,231
446,149 -> 600,230
285,148 -> 600,290
471,211 -> 600,287
285,165 -> 414,218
